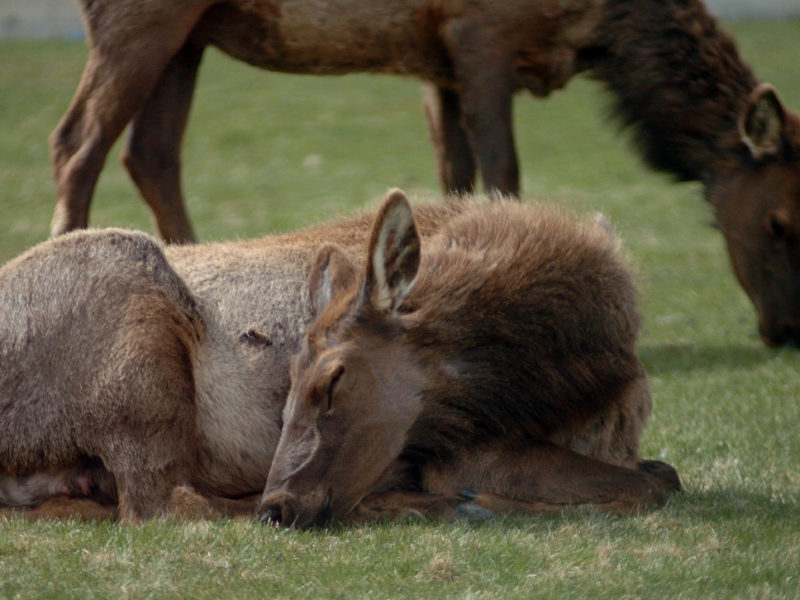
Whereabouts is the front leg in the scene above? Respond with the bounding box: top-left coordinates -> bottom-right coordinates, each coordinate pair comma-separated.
422,441 -> 680,515
442,20 -> 519,197
345,490 -> 492,524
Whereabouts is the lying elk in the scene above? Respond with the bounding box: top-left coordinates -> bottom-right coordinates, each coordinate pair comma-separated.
1,191 -> 678,522
0,204 -> 379,520
52,0 -> 800,345
258,190 -> 680,528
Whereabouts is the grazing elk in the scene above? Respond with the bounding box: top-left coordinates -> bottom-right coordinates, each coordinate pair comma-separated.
258,190 -> 680,529
51,0 -> 800,345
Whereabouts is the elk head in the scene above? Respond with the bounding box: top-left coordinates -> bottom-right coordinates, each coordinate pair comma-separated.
710,84 -> 800,346
258,190 -> 426,528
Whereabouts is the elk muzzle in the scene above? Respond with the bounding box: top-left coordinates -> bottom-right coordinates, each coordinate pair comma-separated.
257,487 -> 334,529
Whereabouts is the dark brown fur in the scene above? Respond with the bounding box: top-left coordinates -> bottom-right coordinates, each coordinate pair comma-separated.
49,0 -> 800,344
259,190 -> 680,528
6,193 -> 612,523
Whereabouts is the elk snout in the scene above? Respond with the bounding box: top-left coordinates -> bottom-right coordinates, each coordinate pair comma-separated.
758,317 -> 800,347
257,489 -> 333,529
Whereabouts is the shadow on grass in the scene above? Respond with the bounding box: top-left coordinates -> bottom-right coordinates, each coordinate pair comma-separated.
443,486 -> 800,534
671,487 -> 800,519
636,342 -> 780,376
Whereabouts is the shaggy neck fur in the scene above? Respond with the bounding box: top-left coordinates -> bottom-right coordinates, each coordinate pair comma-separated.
583,0 -> 758,183
385,205 -> 642,469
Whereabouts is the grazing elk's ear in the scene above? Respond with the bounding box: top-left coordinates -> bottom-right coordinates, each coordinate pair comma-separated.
739,83 -> 786,161
361,189 -> 421,313
308,244 -> 358,315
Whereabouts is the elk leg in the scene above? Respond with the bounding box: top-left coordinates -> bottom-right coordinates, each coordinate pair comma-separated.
92,295 -> 203,522
0,497 -> 118,522
345,490 -> 488,524
49,3 -> 212,237
422,83 -> 476,195
0,462 -> 116,508
422,441 -> 680,515
442,21 -> 519,197
121,42 -> 205,244
0,491 -> 260,522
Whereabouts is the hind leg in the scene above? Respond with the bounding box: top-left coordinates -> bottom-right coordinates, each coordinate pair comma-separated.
121,42 -> 205,243
0,498 -> 118,522
0,462 -> 116,508
422,83 -> 476,196
441,20 -> 519,196
49,2 -> 213,237
82,294 -> 205,522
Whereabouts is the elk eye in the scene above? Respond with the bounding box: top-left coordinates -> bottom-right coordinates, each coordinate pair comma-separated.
326,365 -> 344,413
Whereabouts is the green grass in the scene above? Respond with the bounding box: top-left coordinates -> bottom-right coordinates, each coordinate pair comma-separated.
2,19 -> 800,599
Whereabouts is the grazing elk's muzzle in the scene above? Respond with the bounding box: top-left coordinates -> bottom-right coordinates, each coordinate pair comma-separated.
710,162 -> 800,347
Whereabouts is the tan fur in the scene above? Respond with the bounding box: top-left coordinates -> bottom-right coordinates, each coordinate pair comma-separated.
259,191 -> 680,528
0,208 -> 385,520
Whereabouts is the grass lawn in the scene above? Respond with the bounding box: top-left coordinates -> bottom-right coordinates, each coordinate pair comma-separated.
1,19 -> 800,599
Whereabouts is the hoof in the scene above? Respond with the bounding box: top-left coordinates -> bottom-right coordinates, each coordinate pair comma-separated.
454,502 -> 494,521
458,489 -> 478,501
638,460 -> 682,493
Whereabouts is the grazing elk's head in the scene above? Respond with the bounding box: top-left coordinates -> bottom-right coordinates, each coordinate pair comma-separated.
258,191 -> 426,528
709,84 -> 800,346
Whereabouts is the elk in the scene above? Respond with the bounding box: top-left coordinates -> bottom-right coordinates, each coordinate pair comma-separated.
1,191 -> 678,522
51,0 -> 800,345
0,206 -> 378,520
258,190 -> 680,528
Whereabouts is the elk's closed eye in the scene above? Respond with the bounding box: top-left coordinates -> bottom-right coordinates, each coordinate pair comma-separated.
326,365 -> 344,413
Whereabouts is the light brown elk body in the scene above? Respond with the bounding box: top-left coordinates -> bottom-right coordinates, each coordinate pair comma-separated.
51,0 -> 800,345
0,207 -> 382,520
259,191 -> 680,528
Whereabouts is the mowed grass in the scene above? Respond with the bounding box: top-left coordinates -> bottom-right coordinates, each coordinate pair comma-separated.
1,19 -> 800,599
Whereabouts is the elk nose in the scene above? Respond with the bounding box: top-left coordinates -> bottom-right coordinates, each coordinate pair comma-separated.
257,491 -> 333,529
257,492 -> 297,527
759,319 -> 800,348
258,503 -> 284,526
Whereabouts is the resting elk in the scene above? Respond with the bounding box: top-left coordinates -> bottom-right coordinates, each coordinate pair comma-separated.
0,202 -> 375,520
258,190 -> 680,528
0,190 -> 679,522
51,0 -> 800,345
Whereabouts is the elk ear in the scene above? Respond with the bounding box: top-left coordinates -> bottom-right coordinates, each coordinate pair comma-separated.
309,243 -> 358,315
361,189 -> 421,313
739,83 -> 786,161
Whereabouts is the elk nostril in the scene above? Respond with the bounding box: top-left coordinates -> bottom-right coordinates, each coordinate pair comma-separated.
313,491 -> 334,528
259,504 -> 283,526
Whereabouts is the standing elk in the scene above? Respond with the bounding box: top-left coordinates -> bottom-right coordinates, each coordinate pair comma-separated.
1,191 -> 678,522
51,0 -> 800,345
258,190 -> 680,528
